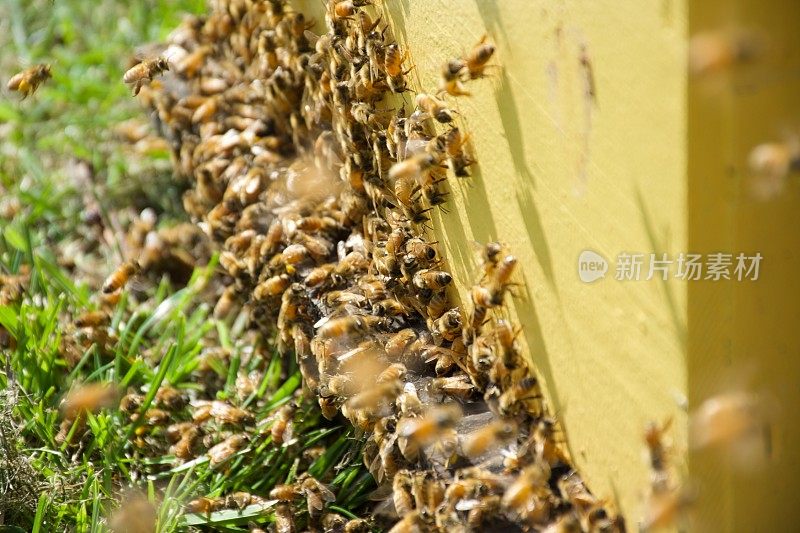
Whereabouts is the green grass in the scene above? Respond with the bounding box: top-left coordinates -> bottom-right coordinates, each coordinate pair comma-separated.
0,1 -> 374,531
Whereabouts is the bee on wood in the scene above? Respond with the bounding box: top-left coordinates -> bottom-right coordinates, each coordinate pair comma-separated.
102,260 -> 140,294
124,56 -> 170,96
384,43 -> 410,92
414,93 -> 456,124
7,64 -> 52,99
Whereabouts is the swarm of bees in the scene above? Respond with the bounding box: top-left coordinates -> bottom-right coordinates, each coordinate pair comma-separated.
136,0 -> 622,530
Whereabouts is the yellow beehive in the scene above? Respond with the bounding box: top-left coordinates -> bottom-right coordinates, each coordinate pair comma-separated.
299,0 -> 800,529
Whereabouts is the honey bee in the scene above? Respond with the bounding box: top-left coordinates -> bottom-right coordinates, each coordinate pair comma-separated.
461,418 -> 517,458
748,141 -> 800,193
269,403 -> 296,445
7,64 -> 52,99
444,127 -> 472,177
347,379 -> 403,410
377,362 -> 407,384
430,373 -> 475,400
170,425 -> 201,461
208,434 -> 248,467
385,329 -> 418,360
270,484 -> 301,502
317,314 -> 384,341
384,43 -> 409,93
273,503 -> 295,533
496,376 -> 542,416
343,518 -> 370,532
124,56 -> 170,96
60,382 -> 120,420
438,58 -> 470,97
102,260 -> 140,294
414,93 -> 455,124
193,400 -> 254,426
107,492 -> 158,533
397,404 -> 462,460
387,510 -> 423,533
640,486 -> 695,532
186,496 -> 222,514
689,391 -> 769,455
412,269 -> 452,292
501,462 -> 552,515
74,310 -> 109,328
254,274 -> 291,299
688,30 -> 760,77
431,308 -> 462,343
644,418 -> 672,477
213,286 -> 239,319
464,35 -> 496,79
300,475 -> 336,514
155,385 -> 186,410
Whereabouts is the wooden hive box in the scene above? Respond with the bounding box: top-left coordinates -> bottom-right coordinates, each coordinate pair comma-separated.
295,0 -> 800,529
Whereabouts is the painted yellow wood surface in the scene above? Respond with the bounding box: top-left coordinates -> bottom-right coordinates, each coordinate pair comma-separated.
377,0 -> 689,526
293,0 -> 800,529
688,1 -> 800,531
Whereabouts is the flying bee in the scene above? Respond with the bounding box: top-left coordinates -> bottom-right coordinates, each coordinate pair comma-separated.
389,152 -> 439,184
461,419 -> 518,458
74,310 -> 109,328
346,379 -> 403,410
102,260 -> 140,294
438,58 -> 470,97
397,404 -> 462,453
7,64 -> 52,99
208,434 -> 247,467
107,492 -> 158,533
688,30 -> 761,77
60,382 -> 120,420
414,93 -> 456,124
124,56 -> 170,96
501,463 -> 552,516
464,34 -> 496,79
689,390 -> 770,459
413,269 -> 452,292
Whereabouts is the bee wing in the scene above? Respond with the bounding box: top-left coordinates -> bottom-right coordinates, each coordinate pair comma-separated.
304,489 -> 324,511
7,72 -> 24,91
